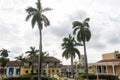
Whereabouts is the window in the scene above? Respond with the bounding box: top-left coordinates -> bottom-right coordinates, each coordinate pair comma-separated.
43,70 -> 46,73
16,69 -> 20,75
29,62 -> 32,67
52,70 -> 54,73
25,70 -> 28,73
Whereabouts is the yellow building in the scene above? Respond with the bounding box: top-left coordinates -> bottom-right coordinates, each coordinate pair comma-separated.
89,51 -> 120,75
5,56 -> 62,77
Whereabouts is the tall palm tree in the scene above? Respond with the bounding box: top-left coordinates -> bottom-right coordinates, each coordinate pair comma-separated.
26,0 -> 51,79
35,51 -> 49,74
26,47 -> 39,74
0,48 -> 10,57
61,34 -> 80,78
72,18 -> 91,79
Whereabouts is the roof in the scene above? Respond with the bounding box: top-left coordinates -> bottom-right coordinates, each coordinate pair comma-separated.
43,57 -> 61,63
97,59 -> 120,63
6,61 -> 24,67
26,56 -> 38,63
26,56 -> 61,63
61,65 -> 69,69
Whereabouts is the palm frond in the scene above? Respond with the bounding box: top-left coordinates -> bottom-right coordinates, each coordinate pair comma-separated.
84,18 -> 90,23
26,13 -> 34,21
84,23 -> 90,28
73,27 -> 79,35
31,14 -> 38,28
26,7 -> 38,14
85,28 -> 91,41
72,21 -> 82,28
41,8 -> 52,12
42,14 -> 50,27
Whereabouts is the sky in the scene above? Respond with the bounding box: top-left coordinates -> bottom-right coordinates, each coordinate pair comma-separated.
0,0 -> 120,65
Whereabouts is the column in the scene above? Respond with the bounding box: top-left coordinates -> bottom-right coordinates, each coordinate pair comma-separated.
112,65 -> 115,74
101,65 -> 103,73
106,65 -> 108,74
96,65 -> 99,80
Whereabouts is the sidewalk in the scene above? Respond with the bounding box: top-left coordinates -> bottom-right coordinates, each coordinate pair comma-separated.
54,74 -> 75,80
61,77 -> 75,80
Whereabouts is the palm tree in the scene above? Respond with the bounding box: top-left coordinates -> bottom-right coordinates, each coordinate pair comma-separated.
0,57 -> 9,75
26,47 -> 39,57
0,48 -> 10,57
26,0 -> 51,79
35,51 -> 49,74
26,47 -> 39,74
61,34 -> 80,78
72,18 -> 91,79
15,54 -> 26,62
42,52 -> 49,61
15,54 -> 26,75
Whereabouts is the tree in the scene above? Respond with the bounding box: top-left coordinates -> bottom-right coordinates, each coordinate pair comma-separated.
0,57 -> 9,68
26,47 -> 39,74
0,48 -> 10,57
15,54 -> 26,75
15,54 -> 26,62
0,57 -> 9,75
61,34 -> 80,78
72,18 -> 91,79
26,47 -> 39,57
26,0 -> 51,79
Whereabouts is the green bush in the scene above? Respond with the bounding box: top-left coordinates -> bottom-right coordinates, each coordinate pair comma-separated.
33,75 -> 57,80
3,77 -> 30,80
3,77 -> 57,80
76,73 -> 118,80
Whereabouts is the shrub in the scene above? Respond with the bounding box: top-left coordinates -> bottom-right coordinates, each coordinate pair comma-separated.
3,77 -> 30,80
76,73 -> 118,80
3,74 -> 57,80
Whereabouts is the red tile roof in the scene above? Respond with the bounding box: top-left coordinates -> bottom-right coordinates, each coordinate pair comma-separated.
6,61 -> 24,67
43,57 -> 61,63
25,56 -> 61,63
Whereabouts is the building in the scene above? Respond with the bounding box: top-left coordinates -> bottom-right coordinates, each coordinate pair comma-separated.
89,51 -> 120,75
79,55 -> 85,67
5,56 -> 62,77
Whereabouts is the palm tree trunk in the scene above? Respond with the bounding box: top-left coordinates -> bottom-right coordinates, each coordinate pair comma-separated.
83,40 -> 89,79
38,27 -> 42,80
71,55 -> 74,78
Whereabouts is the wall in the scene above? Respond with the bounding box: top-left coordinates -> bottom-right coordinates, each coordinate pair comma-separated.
102,53 -> 116,60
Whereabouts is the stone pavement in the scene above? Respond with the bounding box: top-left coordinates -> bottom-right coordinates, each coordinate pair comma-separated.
54,74 -> 75,80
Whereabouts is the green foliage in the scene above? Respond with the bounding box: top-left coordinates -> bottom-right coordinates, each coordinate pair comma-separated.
76,73 -> 118,80
0,57 -> 9,68
15,54 -> 26,62
26,47 -> 39,57
3,75 -> 57,80
3,77 -> 31,80
0,48 -> 10,57
61,34 -> 81,59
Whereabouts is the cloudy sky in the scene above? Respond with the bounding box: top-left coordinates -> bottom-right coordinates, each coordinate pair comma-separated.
0,0 -> 120,65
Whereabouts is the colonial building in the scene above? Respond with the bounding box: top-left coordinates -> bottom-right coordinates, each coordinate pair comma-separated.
5,56 -> 62,77
89,52 -> 120,75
